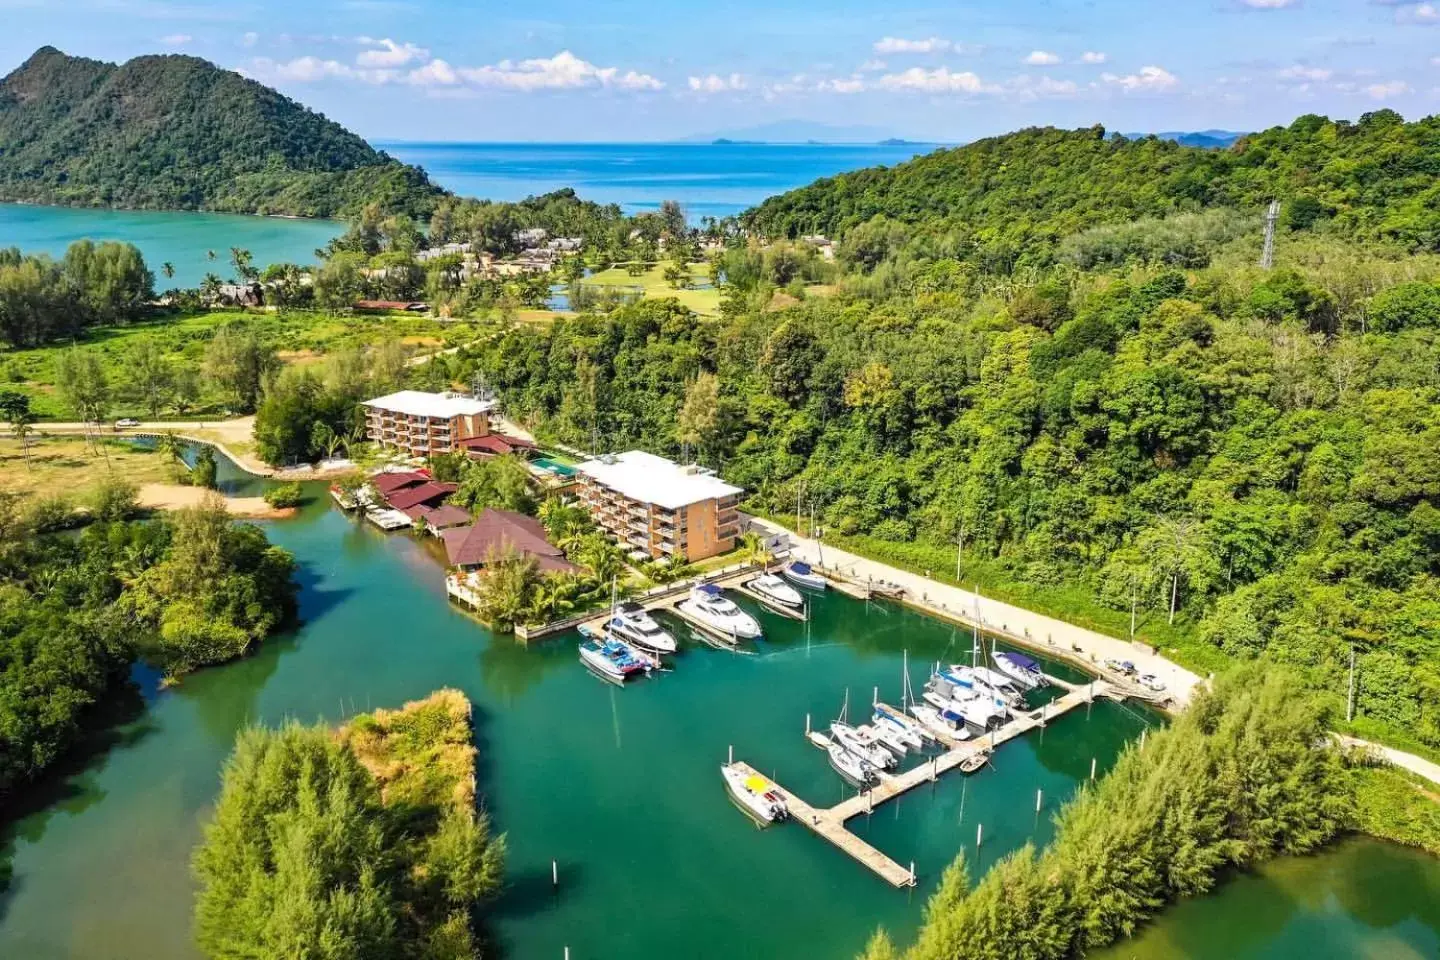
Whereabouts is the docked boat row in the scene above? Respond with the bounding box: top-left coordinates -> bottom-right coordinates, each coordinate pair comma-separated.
676,583 -> 764,640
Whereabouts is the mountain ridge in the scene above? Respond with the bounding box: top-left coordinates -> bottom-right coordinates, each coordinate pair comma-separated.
0,46 -> 444,218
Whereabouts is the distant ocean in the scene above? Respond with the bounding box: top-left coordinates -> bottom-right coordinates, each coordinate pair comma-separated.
0,142 -> 935,284
378,141 -> 935,219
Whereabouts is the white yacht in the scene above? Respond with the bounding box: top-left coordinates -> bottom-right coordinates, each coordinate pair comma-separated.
721,764 -> 788,824
863,721 -> 912,758
827,740 -> 878,787
872,705 -> 928,749
781,560 -> 828,591
931,669 -> 1013,720
609,601 -> 678,655
829,722 -> 896,769
948,664 -> 1026,708
677,584 -> 762,640
923,681 -> 1005,730
909,703 -> 974,742
747,573 -> 804,609
993,651 -> 1048,690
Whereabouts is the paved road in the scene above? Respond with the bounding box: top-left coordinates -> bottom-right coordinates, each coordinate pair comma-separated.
746,515 -> 1205,708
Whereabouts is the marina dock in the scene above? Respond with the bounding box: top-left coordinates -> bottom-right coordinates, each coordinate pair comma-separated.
738,680 -> 1116,889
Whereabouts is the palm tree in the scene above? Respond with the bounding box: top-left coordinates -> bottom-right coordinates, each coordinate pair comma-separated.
11,409 -> 34,469
737,530 -> 770,567
161,262 -> 175,282
156,430 -> 183,480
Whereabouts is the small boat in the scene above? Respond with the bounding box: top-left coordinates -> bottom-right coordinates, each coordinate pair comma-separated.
747,572 -> 804,608
872,705 -> 928,749
609,602 -> 678,655
721,764 -> 788,824
993,651 -> 1048,690
578,631 -> 655,682
959,752 -> 990,774
781,560 -> 827,591
827,740 -> 878,787
909,703 -> 974,742
830,722 -> 896,769
677,584 -> 762,640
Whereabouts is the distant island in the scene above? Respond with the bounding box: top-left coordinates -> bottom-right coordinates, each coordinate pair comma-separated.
0,46 -> 444,218
1122,129 -> 1248,149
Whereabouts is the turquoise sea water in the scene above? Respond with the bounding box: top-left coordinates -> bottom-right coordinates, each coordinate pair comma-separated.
378,141 -> 935,218
0,203 -> 342,289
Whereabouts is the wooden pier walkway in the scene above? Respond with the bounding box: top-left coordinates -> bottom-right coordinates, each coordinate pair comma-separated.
735,680 -> 1115,888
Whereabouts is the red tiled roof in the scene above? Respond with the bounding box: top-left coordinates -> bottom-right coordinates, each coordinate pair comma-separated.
355,300 -> 425,311
423,504 -> 473,530
372,471 -> 429,494
459,432 -> 535,456
386,481 -> 458,511
400,503 -> 434,521
441,508 -> 577,573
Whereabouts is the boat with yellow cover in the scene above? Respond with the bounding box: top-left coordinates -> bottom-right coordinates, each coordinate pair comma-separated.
721,763 -> 789,824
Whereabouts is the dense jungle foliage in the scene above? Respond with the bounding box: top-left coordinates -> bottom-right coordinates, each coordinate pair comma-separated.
860,666 -> 1350,960
193,691 -> 504,960
0,493 -> 296,803
746,112 -> 1440,266
0,47 -> 442,218
464,183 -> 1440,754
0,240 -> 154,346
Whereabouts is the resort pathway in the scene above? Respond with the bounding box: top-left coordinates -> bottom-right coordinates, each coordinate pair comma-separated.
745,515 -> 1204,708
1336,736 -> 1440,788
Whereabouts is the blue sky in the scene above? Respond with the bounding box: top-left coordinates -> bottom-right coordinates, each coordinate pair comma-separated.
4,0 -> 1439,141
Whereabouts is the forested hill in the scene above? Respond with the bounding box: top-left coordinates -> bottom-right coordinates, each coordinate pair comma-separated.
0,46 -> 444,218
744,113 -> 1440,262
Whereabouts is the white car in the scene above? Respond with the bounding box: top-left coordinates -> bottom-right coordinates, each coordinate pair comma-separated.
1138,673 -> 1166,692
114,418 -> 141,428
1104,658 -> 1136,676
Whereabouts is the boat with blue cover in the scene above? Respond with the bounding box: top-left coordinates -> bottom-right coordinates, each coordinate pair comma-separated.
781,560 -> 827,591
578,629 -> 656,682
993,650 -> 1048,689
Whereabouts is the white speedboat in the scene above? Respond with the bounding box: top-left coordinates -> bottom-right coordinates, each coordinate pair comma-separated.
829,722 -> 896,769
721,764 -> 788,824
909,703 -> 973,742
609,602 -> 678,655
872,705 -> 928,749
677,584 -> 762,640
747,573 -> 804,609
827,740 -> 878,787
993,651 -> 1048,690
578,633 -> 654,682
781,560 -> 827,591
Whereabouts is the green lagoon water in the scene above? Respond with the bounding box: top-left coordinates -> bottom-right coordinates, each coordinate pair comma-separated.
0,454 -> 1436,959
0,203 -> 342,288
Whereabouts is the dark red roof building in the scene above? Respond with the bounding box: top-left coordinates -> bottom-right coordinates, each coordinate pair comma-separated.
386,481 -> 459,512
422,504 -> 473,532
441,508 -> 577,574
372,471 -> 430,495
458,432 -> 537,459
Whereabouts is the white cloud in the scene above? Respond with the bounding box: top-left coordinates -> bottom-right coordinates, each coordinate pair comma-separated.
356,38 -> 428,68
876,66 -> 992,94
1239,0 -> 1299,8
458,51 -> 663,91
874,36 -> 952,55
159,33 -> 192,46
816,77 -> 866,94
1414,3 -> 1440,23
254,55 -> 357,82
1011,75 -> 1079,98
687,73 -> 747,93
1080,51 -> 1108,64
240,31 -> 258,48
858,59 -> 887,72
1024,50 -> 1061,66
1278,64 -> 1332,81
1100,65 -> 1179,92
406,58 -> 459,86
1366,79 -> 1412,97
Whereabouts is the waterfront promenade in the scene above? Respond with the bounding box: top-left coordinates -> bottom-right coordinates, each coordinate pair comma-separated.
746,516 -> 1204,708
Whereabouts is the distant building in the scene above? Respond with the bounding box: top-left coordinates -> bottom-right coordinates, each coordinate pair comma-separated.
576,451 -> 742,561
362,391 -> 496,458
354,300 -> 428,312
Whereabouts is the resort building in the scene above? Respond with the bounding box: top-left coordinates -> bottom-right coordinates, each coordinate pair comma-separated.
362,391 -> 496,458
443,509 -> 577,574
575,451 -> 742,562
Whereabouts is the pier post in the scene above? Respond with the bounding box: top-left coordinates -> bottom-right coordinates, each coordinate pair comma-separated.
552,860 -> 558,888
1036,789 -> 1042,813
931,757 -> 937,782
909,862 -> 916,885
1140,728 -> 1147,749
1090,757 -> 1097,781
805,713 -> 811,736
873,686 -> 878,706
976,823 -> 983,848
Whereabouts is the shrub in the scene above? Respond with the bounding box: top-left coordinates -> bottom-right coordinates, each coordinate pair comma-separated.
262,482 -> 303,509
88,476 -> 139,521
26,494 -> 78,532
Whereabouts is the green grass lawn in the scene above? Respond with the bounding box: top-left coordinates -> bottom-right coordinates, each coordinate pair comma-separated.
581,262 -> 720,315
0,309 -> 482,419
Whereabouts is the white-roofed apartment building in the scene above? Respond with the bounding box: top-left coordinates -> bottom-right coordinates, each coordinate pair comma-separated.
362,390 -> 496,459
576,451 -> 743,561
